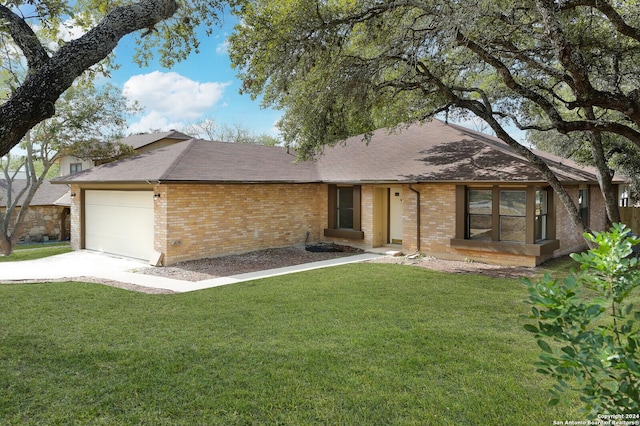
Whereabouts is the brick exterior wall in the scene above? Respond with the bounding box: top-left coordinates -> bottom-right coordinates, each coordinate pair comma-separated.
553,184 -> 607,257
67,181 -> 610,268
156,183 -> 327,265
1,205 -> 69,243
397,183 -> 608,267
70,185 -> 81,251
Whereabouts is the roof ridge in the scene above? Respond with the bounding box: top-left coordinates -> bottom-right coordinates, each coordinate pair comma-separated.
158,139 -> 198,181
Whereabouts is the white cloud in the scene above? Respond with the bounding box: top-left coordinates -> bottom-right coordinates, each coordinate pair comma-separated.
216,40 -> 230,55
123,71 -> 230,133
126,111 -> 184,134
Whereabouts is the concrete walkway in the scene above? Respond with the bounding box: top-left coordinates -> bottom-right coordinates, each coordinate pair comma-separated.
0,250 -> 384,293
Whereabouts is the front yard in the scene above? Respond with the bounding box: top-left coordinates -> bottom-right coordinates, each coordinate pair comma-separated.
0,242 -> 71,262
0,263 -> 581,424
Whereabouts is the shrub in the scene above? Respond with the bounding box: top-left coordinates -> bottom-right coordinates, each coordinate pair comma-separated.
523,223 -> 640,417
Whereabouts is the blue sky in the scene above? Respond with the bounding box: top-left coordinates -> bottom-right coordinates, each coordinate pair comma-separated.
107,15 -> 525,143
107,13 -> 282,138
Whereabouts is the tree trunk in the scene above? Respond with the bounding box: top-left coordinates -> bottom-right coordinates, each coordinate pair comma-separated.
584,109 -> 621,225
0,0 -> 178,157
0,233 -> 14,256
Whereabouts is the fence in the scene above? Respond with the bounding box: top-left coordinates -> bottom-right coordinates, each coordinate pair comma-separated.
620,207 -> 640,234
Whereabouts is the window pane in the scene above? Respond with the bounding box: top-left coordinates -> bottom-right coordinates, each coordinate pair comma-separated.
468,190 -> 492,215
500,216 -> 526,242
70,163 -> 82,174
535,190 -> 547,215
500,191 -> 526,216
535,190 -> 548,241
338,187 -> 353,209
535,214 -> 547,241
338,209 -> 354,229
337,187 -> 354,229
579,189 -> 589,226
579,189 -> 588,208
469,215 -> 492,240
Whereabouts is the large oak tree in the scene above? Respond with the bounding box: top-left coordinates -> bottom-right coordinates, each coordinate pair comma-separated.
0,83 -> 137,255
0,0 -> 229,157
229,0 -> 640,235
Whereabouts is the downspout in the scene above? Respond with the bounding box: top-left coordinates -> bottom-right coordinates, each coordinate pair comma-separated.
409,184 -> 421,252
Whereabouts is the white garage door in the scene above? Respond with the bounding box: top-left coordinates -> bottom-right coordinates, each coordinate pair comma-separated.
85,190 -> 154,260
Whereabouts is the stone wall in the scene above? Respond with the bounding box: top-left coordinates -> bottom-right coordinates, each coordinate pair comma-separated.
1,205 -> 69,243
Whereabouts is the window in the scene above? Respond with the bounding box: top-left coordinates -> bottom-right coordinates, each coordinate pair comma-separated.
70,163 -> 82,174
458,185 -> 556,245
579,188 -> 589,227
620,186 -> 630,207
453,185 -> 559,257
499,190 -> 526,242
336,186 -> 354,229
467,189 -> 492,240
535,190 -> 548,241
324,184 -> 364,240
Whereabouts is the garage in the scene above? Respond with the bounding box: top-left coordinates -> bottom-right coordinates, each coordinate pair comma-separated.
84,190 -> 154,260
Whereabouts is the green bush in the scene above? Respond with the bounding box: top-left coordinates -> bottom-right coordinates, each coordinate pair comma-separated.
523,223 -> 640,417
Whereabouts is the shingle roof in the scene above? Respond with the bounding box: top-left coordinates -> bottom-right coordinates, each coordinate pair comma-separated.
119,130 -> 192,150
314,121 -> 602,183
0,180 -> 70,207
53,120 -> 606,185
54,139 -> 318,183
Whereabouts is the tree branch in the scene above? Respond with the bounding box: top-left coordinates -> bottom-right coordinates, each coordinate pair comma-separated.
559,0 -> 640,43
0,0 -> 179,157
0,4 -> 50,71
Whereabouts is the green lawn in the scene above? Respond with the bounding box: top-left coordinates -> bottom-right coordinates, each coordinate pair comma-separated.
0,242 -> 71,262
0,264 -> 581,425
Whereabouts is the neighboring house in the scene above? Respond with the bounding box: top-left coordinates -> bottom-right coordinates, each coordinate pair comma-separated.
53,120 -> 624,267
0,180 -> 71,242
58,130 -> 192,176
0,131 -> 192,245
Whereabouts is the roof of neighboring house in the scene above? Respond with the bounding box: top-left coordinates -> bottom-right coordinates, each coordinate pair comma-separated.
119,130 -> 192,150
53,120 -> 613,185
0,180 -> 70,207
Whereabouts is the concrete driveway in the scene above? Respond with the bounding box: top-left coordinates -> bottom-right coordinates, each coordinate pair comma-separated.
0,250 -> 383,293
1,251 -> 147,281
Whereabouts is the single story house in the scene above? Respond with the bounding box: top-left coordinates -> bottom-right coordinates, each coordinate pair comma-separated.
0,179 -> 71,242
53,120 -> 620,267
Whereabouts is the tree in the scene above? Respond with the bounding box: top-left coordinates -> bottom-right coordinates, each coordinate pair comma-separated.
523,224 -> 640,416
528,129 -> 640,209
0,0 -> 230,157
229,0 -> 640,237
0,83 -> 136,255
181,118 -> 281,145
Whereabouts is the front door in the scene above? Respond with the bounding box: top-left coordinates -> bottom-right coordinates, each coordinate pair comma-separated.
389,187 -> 403,244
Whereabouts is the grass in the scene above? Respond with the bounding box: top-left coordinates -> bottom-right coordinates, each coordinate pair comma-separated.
0,263 -> 582,425
0,241 -> 71,262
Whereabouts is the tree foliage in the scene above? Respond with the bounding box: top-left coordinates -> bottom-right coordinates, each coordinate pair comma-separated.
528,129 -> 640,205
0,0 -> 231,157
523,224 -> 640,417
0,83 -> 136,255
229,0 -> 640,234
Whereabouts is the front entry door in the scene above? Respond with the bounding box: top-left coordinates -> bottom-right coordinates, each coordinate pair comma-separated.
389,187 -> 403,244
